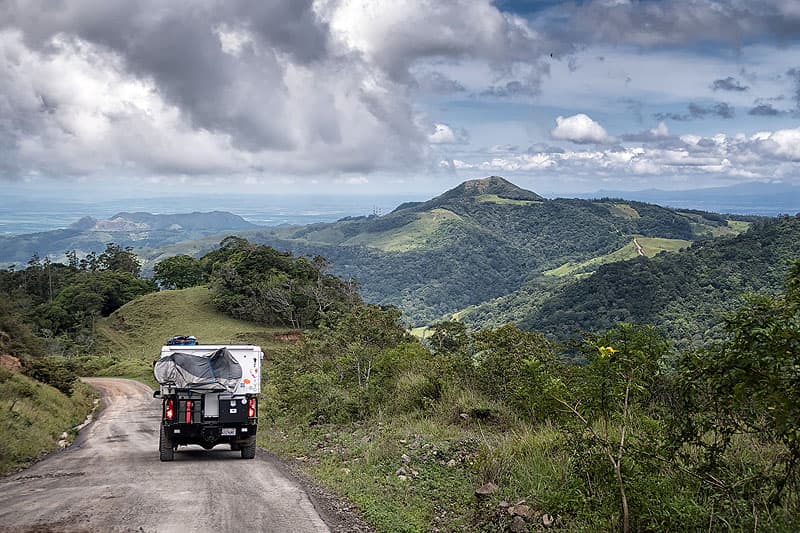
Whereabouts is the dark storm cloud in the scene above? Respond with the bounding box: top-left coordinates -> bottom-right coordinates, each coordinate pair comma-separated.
711,76 -> 748,92
0,0 -> 328,151
414,71 -> 466,94
749,104 -> 783,116
560,0 -> 800,46
654,102 -> 735,121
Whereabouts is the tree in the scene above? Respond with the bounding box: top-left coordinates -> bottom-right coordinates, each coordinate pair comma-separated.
98,243 -> 141,276
676,260 -> 800,506
428,321 -> 469,355
473,324 -> 555,410
153,255 -> 206,289
545,323 -> 669,533
35,271 -> 155,335
205,238 -> 360,328
326,305 -> 409,390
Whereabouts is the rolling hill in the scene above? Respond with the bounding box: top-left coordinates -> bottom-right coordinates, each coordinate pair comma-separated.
93,286 -> 294,384
520,214 -> 800,346
213,176 -> 754,324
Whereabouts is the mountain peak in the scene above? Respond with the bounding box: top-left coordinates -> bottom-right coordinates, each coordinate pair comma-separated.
440,176 -> 543,202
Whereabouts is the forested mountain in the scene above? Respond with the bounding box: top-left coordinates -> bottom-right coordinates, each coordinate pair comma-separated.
229,176 -> 752,323
0,211 -> 257,264
6,176 -> 763,330
517,215 -> 800,346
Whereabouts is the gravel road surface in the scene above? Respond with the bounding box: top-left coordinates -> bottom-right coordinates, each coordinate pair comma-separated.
0,378 -> 332,533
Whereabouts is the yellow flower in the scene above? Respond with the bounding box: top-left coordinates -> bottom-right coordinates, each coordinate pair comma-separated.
598,346 -> 617,359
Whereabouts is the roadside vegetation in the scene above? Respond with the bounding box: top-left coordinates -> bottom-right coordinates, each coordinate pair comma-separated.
0,243 -> 150,474
3,233 -> 799,531
0,370 -> 95,475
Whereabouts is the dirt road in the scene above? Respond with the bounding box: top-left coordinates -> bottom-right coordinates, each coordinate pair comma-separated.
0,378 -> 331,533
633,237 -> 645,257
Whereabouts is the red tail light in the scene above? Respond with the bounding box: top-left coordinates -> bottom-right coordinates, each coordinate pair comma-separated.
248,398 -> 256,418
185,400 -> 193,423
165,399 -> 174,421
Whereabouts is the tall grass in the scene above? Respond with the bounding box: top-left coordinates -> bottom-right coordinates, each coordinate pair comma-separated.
0,368 -> 95,475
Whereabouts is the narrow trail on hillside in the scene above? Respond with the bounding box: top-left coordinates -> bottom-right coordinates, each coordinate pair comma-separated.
633,237 -> 645,257
0,378 -> 336,533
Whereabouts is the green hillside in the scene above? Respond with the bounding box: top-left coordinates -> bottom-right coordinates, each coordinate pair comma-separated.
523,215 -> 800,345
543,236 -> 692,277
231,177 -> 751,324
93,286 -> 294,384
131,177 -> 754,328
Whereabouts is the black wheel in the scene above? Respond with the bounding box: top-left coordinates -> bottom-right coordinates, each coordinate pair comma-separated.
159,426 -> 174,462
241,441 -> 256,459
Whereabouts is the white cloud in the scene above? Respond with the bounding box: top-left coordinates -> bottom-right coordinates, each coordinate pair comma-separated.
0,26 -> 431,179
2,0 -> 800,187
428,124 -> 457,144
551,114 -> 616,144
651,121 -> 670,138
428,123 -> 468,144
214,24 -> 254,57
756,128 -> 800,160
445,125 -> 800,183
321,0 -> 560,84
0,30 -> 243,178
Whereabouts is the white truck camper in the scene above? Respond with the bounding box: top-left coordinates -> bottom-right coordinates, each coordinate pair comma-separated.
153,344 -> 263,461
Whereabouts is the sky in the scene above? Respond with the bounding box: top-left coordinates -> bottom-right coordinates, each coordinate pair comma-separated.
1,0 -> 800,199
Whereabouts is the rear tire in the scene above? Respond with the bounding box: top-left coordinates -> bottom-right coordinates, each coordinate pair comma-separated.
159,426 -> 174,462
241,441 -> 256,459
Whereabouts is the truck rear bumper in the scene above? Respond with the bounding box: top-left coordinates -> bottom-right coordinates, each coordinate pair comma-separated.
164,422 -> 257,447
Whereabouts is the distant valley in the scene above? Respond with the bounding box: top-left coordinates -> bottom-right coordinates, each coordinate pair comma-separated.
0,211 -> 257,265
577,181 -> 800,216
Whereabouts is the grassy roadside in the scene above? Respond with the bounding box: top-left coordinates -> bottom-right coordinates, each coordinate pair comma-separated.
0,369 -> 96,475
258,400 -> 573,532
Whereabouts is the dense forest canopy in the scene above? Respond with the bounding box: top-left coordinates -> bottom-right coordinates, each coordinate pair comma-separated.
524,215 -> 800,346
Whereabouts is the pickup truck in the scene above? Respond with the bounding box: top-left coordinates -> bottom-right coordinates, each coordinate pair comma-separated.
153,344 -> 263,461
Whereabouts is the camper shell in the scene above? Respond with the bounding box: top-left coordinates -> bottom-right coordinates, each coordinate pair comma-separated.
153,344 -> 263,461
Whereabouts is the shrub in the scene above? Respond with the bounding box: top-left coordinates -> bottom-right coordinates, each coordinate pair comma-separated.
23,357 -> 79,395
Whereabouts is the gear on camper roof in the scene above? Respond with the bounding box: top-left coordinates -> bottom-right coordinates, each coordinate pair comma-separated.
166,335 -> 197,346
154,347 -> 242,392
